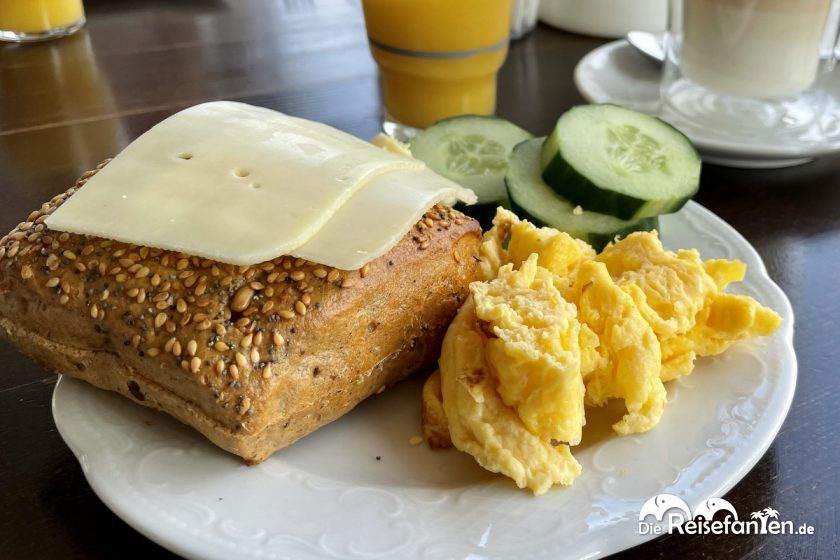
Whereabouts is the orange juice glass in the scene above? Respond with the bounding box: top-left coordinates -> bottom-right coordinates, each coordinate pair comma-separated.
361,0 -> 512,134
0,0 -> 85,42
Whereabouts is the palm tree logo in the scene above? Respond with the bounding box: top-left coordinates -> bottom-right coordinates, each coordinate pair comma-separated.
750,507 -> 779,532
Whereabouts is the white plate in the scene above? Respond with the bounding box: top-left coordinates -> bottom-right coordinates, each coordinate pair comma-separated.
574,40 -> 840,168
52,201 -> 796,560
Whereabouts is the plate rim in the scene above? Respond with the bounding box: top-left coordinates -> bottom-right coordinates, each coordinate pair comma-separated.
50,200 -> 798,560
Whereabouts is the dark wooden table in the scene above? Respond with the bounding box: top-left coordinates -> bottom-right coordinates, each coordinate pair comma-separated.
1,1 -> 837,558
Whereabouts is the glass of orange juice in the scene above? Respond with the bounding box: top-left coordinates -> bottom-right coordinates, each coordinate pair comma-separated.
0,0 -> 86,42
361,0 -> 512,138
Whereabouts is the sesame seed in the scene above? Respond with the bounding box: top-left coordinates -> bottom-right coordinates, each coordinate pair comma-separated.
115,273 -> 127,283
241,333 -> 253,348
176,298 -> 187,313
313,268 -> 327,279
90,304 -> 99,319
272,332 -> 284,346
190,356 -> 201,373
261,300 -> 275,314
301,293 -> 311,305
100,289 -> 110,301
150,273 -> 161,287
327,270 -> 340,283
127,287 -> 140,298
176,258 -> 189,270
214,324 -> 226,337
249,281 -> 265,290
262,363 -> 272,379
230,285 -> 254,312
419,241 -> 430,250
131,334 -> 141,348
59,294 -> 69,305
360,264 -> 370,278
154,312 -> 167,328
46,277 -> 60,288
165,321 -> 176,333
230,364 -> 240,379
215,360 -> 225,374
137,290 -> 147,303
278,309 -> 295,320
214,340 -> 228,352
197,319 -> 212,331
135,266 -> 150,279
290,270 -> 305,281
250,348 -> 260,363
340,279 -> 355,289
172,340 -> 182,356
253,331 -> 264,346
62,250 -> 77,260
243,306 -> 258,317
46,253 -> 59,269
147,348 -> 160,357
239,397 -> 251,415
154,300 -> 168,310
165,337 -> 176,353
235,352 -> 247,368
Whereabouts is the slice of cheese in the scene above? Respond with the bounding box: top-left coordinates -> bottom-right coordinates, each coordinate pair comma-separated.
292,168 -> 476,270
46,101 -> 425,266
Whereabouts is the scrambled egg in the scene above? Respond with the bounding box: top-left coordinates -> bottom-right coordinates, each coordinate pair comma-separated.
438,298 -> 582,495
565,260 -> 667,436
423,208 -> 782,495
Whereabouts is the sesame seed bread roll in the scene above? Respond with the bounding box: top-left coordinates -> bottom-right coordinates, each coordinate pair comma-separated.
0,161 -> 482,464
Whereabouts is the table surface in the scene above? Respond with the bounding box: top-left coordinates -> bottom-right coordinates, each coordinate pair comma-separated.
1,1 -> 837,558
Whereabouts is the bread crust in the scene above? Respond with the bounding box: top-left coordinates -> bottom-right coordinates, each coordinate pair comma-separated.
0,163 -> 482,462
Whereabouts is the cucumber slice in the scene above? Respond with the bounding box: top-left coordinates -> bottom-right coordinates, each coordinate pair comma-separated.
410,115 -> 533,211
540,104 -> 700,220
507,138 -> 658,250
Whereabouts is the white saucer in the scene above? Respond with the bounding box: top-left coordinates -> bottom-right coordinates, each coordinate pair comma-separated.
574,40 -> 840,168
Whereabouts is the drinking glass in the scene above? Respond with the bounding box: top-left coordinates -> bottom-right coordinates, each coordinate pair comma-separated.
361,0 -> 512,139
0,0 -> 86,42
660,0 -> 840,148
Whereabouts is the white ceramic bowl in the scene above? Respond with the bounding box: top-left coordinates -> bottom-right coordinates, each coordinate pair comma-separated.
539,0 -> 667,38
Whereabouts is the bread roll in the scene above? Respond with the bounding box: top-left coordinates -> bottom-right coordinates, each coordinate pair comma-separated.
0,162 -> 482,463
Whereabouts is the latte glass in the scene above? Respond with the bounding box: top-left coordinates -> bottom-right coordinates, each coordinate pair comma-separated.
661,0 -> 840,148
